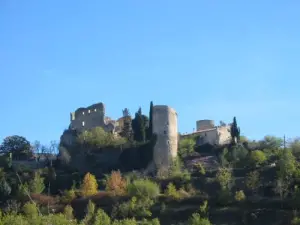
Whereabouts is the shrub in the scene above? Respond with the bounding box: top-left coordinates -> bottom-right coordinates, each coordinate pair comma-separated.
194,163 -> 206,175
63,205 -> 74,220
140,218 -> 160,225
235,190 -> 246,202
61,189 -> 76,204
127,179 -> 160,199
249,150 -> 267,167
245,171 -> 260,194
80,172 -> 98,197
0,178 -> 11,199
112,218 -> 138,225
105,171 -> 127,196
165,183 -> 180,200
216,167 -> 232,190
178,137 -> 196,157
112,196 -> 153,219
188,213 -> 211,225
93,208 -> 111,225
22,202 -> 39,218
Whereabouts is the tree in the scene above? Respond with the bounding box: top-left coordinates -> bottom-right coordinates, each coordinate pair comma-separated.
188,213 -> 211,225
230,117 -> 240,144
29,172 -> 45,194
245,171 -> 260,194
277,149 -> 296,180
216,167 -> 232,190
290,138 -> 300,157
120,116 -> 133,141
132,108 -> 148,142
127,179 -> 160,200
249,150 -> 266,167
80,172 -> 98,197
0,178 -> 12,200
259,135 -> 283,150
178,137 -> 196,157
235,190 -> 246,201
123,108 -> 130,117
0,135 -> 32,160
147,101 -> 154,140
105,170 -> 127,196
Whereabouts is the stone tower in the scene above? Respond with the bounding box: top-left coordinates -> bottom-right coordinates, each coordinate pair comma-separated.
152,105 -> 178,172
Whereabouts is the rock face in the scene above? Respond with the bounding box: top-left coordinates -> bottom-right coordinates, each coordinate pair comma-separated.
152,105 -> 178,172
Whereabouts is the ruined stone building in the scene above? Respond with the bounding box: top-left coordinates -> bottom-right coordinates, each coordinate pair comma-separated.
181,120 -> 232,146
61,102 -> 130,146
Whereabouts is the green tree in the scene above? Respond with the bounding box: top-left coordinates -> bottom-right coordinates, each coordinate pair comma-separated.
127,179 -> 160,200
178,137 -> 196,157
290,138 -> 300,157
259,135 -> 283,150
188,213 -> 211,225
245,170 -> 260,194
120,115 -> 133,141
0,135 -> 32,160
93,208 -> 111,225
230,117 -> 240,144
29,172 -> 45,194
249,150 -> 267,167
0,178 -> 11,200
132,108 -> 148,142
277,149 -> 296,180
216,167 -> 232,190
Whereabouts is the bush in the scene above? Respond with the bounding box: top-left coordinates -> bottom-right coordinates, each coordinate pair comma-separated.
93,208 -> 111,225
178,137 -> 196,157
61,189 -> 76,204
63,205 -> 74,220
127,179 -> 160,199
105,171 -> 127,196
22,202 -> 39,218
216,167 -> 232,190
194,163 -> 206,175
249,150 -> 267,167
234,190 -> 246,202
188,213 -> 211,225
29,172 -> 45,194
80,172 -> 98,197
165,183 -> 181,200
111,196 -> 153,219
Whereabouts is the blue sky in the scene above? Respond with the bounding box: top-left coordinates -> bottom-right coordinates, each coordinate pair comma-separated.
0,0 -> 299,145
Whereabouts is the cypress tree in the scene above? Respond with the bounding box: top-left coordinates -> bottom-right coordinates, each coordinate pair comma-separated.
147,101 -> 154,140
230,117 -> 240,144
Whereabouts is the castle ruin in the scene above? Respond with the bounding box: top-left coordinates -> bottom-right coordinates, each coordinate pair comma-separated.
152,105 -> 178,172
181,119 -> 232,146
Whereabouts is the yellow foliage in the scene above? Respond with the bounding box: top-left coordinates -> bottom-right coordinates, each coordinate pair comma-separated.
80,172 -> 98,197
105,170 -> 127,196
235,190 -> 246,202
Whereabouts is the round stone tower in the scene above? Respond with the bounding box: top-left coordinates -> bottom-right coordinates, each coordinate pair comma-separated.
196,120 -> 215,131
152,105 -> 178,172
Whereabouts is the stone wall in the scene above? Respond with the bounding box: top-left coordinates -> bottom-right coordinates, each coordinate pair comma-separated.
70,103 -> 106,131
216,125 -> 232,145
152,105 -> 178,171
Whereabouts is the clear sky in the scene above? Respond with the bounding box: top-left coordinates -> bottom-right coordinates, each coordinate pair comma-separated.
0,0 -> 299,145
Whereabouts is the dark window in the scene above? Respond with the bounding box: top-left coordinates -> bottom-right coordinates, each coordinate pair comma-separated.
164,130 -> 167,134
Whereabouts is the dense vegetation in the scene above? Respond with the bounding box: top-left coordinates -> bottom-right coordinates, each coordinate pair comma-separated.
1,105 -> 300,224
